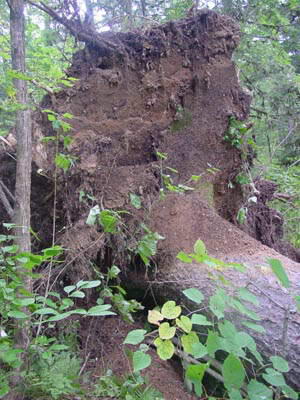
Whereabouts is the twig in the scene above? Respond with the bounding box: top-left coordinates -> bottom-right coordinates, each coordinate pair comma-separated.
0,181 -> 14,218
79,351 -> 91,376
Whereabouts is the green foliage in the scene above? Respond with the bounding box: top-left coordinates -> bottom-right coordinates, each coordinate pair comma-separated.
224,117 -> 251,149
94,370 -> 164,399
24,350 -> 81,400
124,240 -> 299,399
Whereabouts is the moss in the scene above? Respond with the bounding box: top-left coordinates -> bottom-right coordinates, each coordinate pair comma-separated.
170,108 -> 192,132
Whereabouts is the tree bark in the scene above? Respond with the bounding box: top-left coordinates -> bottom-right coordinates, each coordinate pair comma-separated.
5,0 -> 32,397
127,193 -> 300,390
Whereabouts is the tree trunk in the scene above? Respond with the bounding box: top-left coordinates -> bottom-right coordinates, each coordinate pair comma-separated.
127,192 -> 300,390
6,0 -> 32,397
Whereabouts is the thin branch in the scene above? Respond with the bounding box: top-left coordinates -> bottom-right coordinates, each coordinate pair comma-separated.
0,181 -> 14,218
26,0 -> 122,54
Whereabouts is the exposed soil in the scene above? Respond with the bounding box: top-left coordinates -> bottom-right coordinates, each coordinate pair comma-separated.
0,8 -> 299,398
79,316 -> 199,400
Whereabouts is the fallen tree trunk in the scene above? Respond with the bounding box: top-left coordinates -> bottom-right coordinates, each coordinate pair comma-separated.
127,192 -> 300,390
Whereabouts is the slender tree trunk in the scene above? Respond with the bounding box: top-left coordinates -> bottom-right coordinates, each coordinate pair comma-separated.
5,0 -> 32,397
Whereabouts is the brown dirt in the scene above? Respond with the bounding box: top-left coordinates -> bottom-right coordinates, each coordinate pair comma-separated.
79,316 -> 198,400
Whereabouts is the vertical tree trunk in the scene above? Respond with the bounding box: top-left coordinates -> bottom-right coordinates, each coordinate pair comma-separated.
5,0 -> 32,398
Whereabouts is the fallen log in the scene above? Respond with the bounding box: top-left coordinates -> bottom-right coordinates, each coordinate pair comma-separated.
127,192 -> 300,390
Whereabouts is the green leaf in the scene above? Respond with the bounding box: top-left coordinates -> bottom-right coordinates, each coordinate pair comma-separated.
263,368 -> 286,387
183,288 -> 204,304
159,322 -> 176,340
181,332 -> 199,354
209,290 -> 226,319
191,342 -> 208,358
161,301 -> 181,319
176,251 -> 193,263
270,356 -> 289,373
281,384 -> 298,399
99,210 -> 118,233
55,153 -> 71,171
155,339 -> 174,360
76,280 -> 101,289
42,246 -> 63,257
132,351 -> 151,372
222,353 -> 245,390
206,331 -> 221,357
34,308 -> 58,315
87,304 -> 115,317
7,310 -> 28,319
247,380 -> 273,400
185,363 -> 208,396
176,315 -> 192,333
129,193 -> 142,209
268,258 -> 290,288
191,314 -> 212,326
237,288 -> 259,306
124,329 -> 146,345
64,285 -> 76,294
69,290 -> 85,298
193,239 -> 206,256
241,321 -> 266,334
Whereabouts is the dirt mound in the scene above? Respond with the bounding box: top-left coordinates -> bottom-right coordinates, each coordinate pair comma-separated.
243,179 -> 300,262
29,9 -> 251,250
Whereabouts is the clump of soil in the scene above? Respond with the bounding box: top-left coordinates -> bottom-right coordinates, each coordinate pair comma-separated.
243,179 -> 300,262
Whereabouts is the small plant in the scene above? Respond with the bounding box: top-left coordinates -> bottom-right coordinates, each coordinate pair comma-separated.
224,116 -> 251,148
94,370 -> 163,399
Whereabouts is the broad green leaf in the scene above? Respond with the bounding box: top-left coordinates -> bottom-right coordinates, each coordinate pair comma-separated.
159,322 -> 176,340
42,246 -> 63,257
270,356 -> 289,373
76,280 -> 101,289
222,353 -> 245,390
34,308 -> 58,315
268,258 -> 290,288
193,239 -> 206,256
191,314 -> 212,326
181,332 -> 199,354
209,290 -> 226,319
7,311 -> 28,319
228,388 -> 243,400
148,309 -> 164,326
55,153 -> 71,171
191,342 -> 208,358
87,304 -> 115,317
132,351 -> 151,372
156,339 -> 174,360
185,363 -> 208,397
49,344 -> 69,351
242,321 -> 266,334
183,288 -> 204,304
69,290 -> 85,298
161,301 -> 181,319
230,298 -> 261,321
17,298 -> 35,306
124,329 -> 146,345
237,288 -> 259,306
99,210 -> 118,233
281,384 -> 298,399
206,331 -> 221,357
129,193 -> 142,209
263,368 -> 286,387
64,285 -> 76,294
176,315 -> 192,333
247,380 -> 273,400
176,251 -> 193,263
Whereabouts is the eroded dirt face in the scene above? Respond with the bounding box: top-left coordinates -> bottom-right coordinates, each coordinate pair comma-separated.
32,9 -> 250,247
